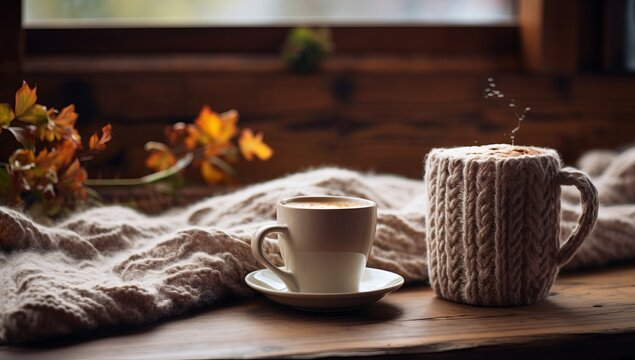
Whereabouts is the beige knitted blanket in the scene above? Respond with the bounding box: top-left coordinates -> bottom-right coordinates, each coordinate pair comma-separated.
1,147 -> 635,344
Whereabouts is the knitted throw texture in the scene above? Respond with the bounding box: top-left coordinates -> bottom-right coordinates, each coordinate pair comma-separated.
1,145 -> 635,343
424,144 -> 598,306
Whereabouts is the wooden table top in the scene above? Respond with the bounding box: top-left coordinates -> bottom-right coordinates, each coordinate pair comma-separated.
3,264 -> 635,359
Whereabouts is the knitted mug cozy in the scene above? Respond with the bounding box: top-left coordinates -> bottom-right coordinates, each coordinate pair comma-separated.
424,144 -> 598,306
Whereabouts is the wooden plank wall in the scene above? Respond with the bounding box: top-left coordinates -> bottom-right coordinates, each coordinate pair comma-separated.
0,0 -> 22,90
7,61 -> 634,184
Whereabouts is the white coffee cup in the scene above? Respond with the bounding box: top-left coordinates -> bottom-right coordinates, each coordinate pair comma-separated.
251,195 -> 377,293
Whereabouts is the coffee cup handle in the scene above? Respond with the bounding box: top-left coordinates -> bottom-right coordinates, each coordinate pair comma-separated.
251,223 -> 299,292
555,168 -> 599,266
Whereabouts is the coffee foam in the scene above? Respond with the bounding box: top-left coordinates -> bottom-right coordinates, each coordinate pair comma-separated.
435,144 -> 552,160
284,199 -> 361,209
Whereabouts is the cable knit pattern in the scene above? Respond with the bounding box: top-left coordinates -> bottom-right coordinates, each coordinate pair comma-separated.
1,142 -> 634,343
0,168 -> 426,344
425,144 -> 600,306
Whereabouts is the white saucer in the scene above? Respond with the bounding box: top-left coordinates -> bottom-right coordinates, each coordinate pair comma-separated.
245,267 -> 404,311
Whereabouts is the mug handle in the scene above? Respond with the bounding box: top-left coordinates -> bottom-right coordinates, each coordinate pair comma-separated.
251,223 -> 299,292
555,167 -> 599,266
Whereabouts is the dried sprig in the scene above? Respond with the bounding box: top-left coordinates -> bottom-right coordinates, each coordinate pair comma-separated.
484,77 -> 531,146
0,82 -> 112,217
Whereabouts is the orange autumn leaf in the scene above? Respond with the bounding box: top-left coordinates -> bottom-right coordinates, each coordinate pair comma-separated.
33,148 -> 54,170
201,161 -> 225,184
186,106 -> 238,149
9,149 -> 36,171
184,123 -> 202,150
21,104 -> 49,126
59,159 -> 87,194
31,140 -> 75,175
9,149 -> 40,192
202,144 -> 223,159
33,105 -> 81,143
239,129 -> 273,161
68,127 -> 82,146
217,109 -> 239,144
146,151 -> 176,171
10,142 -> 83,198
194,106 -> 221,142
14,82 -> 37,117
51,139 -> 77,168
166,122 -> 187,145
196,106 -> 238,146
30,149 -> 60,188
54,104 -> 79,127
89,124 -> 112,152
144,141 -> 177,171
0,103 -> 14,128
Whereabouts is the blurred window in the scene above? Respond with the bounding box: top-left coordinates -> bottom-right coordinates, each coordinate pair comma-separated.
627,0 -> 635,70
23,0 -> 515,28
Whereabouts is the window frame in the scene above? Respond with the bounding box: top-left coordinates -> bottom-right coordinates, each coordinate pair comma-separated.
24,25 -> 519,57
5,0 -> 627,76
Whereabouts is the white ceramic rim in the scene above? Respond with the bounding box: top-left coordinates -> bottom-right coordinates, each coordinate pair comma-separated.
278,195 -> 376,210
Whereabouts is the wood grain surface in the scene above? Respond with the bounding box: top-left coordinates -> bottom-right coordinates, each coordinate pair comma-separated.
2,265 -> 635,359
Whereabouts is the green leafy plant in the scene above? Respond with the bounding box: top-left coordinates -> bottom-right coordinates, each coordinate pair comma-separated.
282,27 -> 334,73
